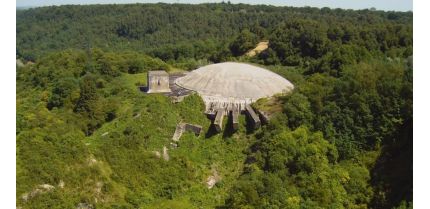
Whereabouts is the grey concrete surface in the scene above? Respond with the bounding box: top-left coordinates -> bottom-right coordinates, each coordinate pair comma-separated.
175,62 -> 294,112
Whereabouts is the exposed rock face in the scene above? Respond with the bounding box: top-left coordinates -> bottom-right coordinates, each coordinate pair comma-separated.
93,181 -> 104,203
58,180 -> 65,189
206,176 -> 217,189
153,151 -> 161,158
163,146 -> 169,161
76,203 -> 93,209
88,156 -> 98,166
16,59 -> 25,68
21,184 -> 55,201
95,182 -> 103,194
206,169 -> 221,189
170,142 -> 178,149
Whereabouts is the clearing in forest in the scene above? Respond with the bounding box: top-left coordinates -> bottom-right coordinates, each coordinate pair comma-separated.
245,41 -> 269,57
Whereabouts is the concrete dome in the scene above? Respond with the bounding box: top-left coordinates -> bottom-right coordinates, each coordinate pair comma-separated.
175,62 -> 294,112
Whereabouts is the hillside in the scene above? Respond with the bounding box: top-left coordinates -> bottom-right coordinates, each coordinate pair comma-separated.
17,3 -> 412,63
16,3 -> 413,209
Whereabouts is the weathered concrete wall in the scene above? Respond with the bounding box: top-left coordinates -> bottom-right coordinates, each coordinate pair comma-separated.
213,108 -> 225,132
172,123 -> 185,142
184,123 -> 203,136
147,71 -> 171,93
203,96 -> 253,114
245,104 -> 261,130
171,95 -> 186,103
172,122 -> 202,141
232,109 -> 239,131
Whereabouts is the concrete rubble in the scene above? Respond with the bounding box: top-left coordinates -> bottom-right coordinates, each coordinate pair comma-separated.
21,184 -> 55,202
172,122 -> 202,141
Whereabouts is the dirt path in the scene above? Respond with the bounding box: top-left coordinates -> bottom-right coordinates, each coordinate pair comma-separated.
246,41 -> 269,57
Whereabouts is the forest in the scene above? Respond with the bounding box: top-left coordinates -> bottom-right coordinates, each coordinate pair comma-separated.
16,3 -> 412,209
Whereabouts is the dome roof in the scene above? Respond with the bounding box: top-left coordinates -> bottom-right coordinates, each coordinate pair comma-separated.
175,62 -> 294,103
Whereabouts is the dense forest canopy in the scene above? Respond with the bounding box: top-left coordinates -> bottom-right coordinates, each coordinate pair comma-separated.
17,3 -> 412,62
16,3 -> 412,209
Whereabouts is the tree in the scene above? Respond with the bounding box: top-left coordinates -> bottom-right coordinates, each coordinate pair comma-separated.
47,77 -> 79,110
230,29 -> 258,56
257,48 -> 280,65
223,127 -> 374,209
283,92 -> 314,129
74,74 -> 106,135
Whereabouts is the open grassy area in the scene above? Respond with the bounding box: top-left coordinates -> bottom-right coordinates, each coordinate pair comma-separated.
118,72 -> 148,90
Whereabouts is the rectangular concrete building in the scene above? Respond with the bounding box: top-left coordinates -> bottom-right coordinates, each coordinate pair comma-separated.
147,71 -> 171,93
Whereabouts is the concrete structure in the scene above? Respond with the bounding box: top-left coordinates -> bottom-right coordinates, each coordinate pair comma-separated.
232,109 -> 239,131
170,62 -> 294,132
172,122 -> 203,141
166,73 -> 193,99
213,108 -> 225,132
256,109 -> 270,125
184,123 -> 203,135
147,71 -> 171,93
175,62 -> 294,113
245,104 -> 261,130
172,124 -> 184,142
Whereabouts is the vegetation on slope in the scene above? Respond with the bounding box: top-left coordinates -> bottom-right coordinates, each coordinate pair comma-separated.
16,3 -> 412,209
17,49 -> 255,208
222,58 -> 412,209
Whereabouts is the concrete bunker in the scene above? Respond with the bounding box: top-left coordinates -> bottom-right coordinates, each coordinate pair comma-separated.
146,71 -> 171,93
175,62 -> 294,132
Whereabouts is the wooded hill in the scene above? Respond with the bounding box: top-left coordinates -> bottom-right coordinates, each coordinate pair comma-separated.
16,3 -> 412,209
17,3 -> 412,63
